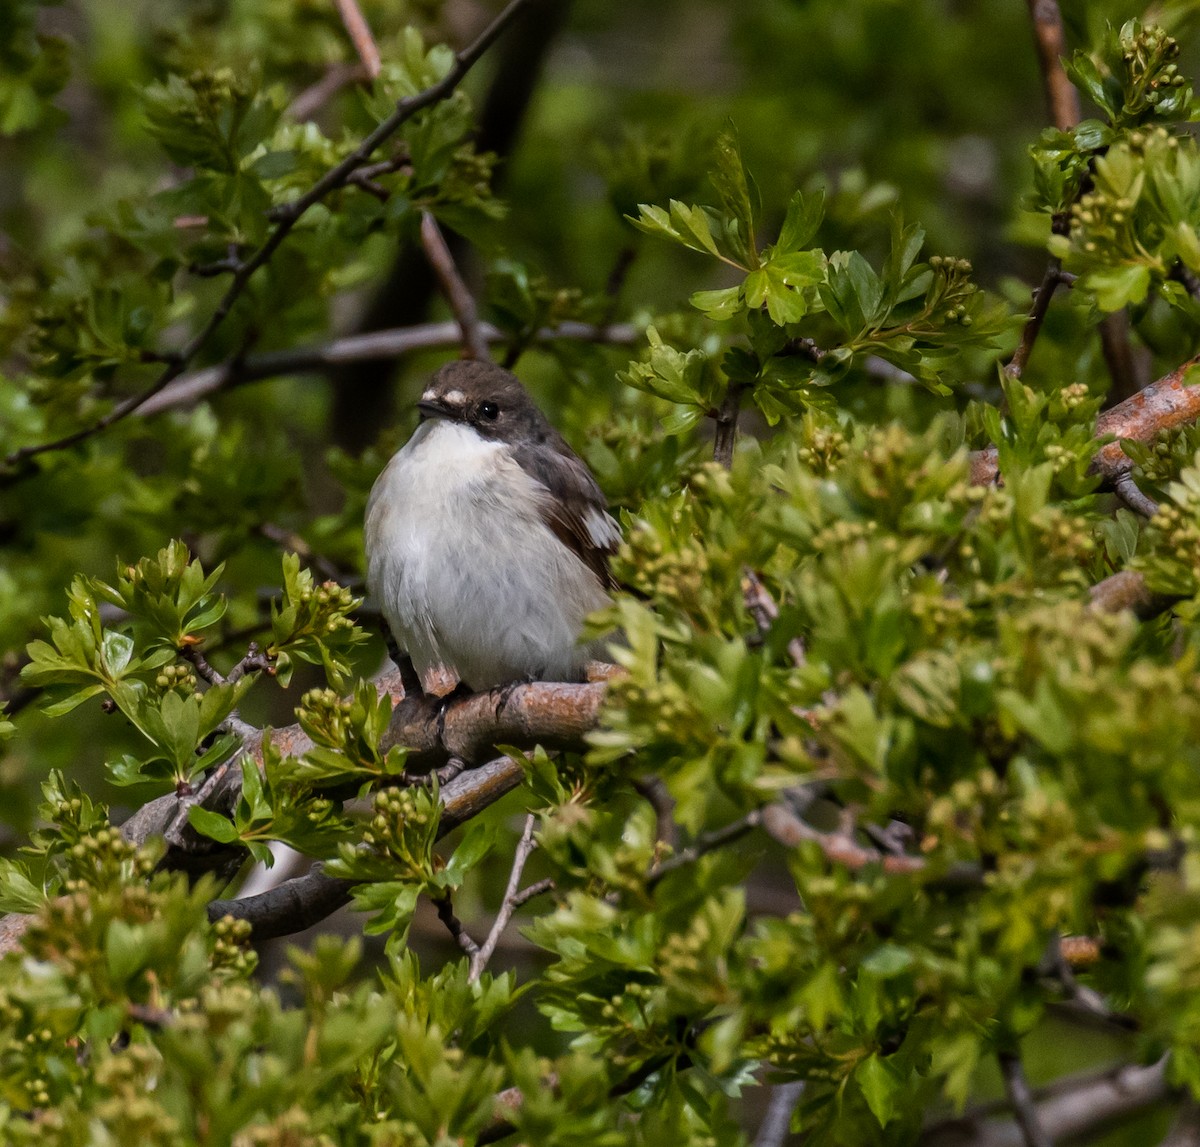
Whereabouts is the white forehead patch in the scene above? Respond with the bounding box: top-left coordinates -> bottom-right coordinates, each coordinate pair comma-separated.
425,388 -> 466,407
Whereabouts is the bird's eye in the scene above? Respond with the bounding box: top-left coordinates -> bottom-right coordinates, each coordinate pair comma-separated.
479,401 -> 500,421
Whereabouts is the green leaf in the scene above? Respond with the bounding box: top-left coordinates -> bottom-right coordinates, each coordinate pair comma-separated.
188,805 -> 239,845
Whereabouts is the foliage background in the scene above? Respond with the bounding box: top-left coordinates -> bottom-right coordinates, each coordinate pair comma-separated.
3,0 -> 1200,1143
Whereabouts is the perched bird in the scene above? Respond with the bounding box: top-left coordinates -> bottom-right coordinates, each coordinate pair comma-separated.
365,359 -> 621,693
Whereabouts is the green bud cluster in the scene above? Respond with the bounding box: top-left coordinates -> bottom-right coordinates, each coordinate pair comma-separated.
154,662 -> 198,693
211,914 -> 257,977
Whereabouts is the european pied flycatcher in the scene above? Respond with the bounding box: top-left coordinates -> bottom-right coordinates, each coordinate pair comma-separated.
365,360 -> 620,692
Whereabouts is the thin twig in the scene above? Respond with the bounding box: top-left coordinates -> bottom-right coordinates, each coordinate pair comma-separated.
419,212 -> 490,361
742,570 -> 806,668
999,1049 -> 1054,1147
0,0 -> 536,483
332,0 -> 382,79
434,891 -> 480,958
470,813 -> 538,981
509,876 -> 554,909
137,320 -> 638,416
258,522 -> 345,582
647,809 -> 764,888
1005,261 -> 1069,380
288,62 -> 368,121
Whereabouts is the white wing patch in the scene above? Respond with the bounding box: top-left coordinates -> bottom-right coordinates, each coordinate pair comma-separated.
584,506 -> 622,551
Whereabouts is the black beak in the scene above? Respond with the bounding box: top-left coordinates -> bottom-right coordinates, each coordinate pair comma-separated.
417,399 -> 449,421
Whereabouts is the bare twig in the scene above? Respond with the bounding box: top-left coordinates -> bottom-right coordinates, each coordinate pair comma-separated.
434,891 -> 480,958
136,320 -> 638,416
510,877 -> 554,910
1005,262 -> 1070,381
712,383 -> 746,468
288,62 -> 368,121
179,644 -> 226,686
0,0 -> 536,482
257,522 -> 345,582
742,569 -> 806,668
419,212 -> 490,361
999,1049 -> 1054,1147
647,809 -> 764,888
469,813 -> 538,980
332,0 -> 382,79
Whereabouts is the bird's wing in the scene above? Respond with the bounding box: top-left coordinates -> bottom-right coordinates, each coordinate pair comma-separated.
511,439 -> 621,589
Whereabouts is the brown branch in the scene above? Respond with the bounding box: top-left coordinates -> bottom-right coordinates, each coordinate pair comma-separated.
969,353 -> 1200,487
136,320 -> 639,417
0,0 -> 537,483
647,809 -> 764,888
1026,0 -> 1080,131
712,383 -> 746,468
332,0 -> 382,79
1005,262 -> 1071,381
288,62 -> 369,121
1099,309 -> 1148,404
433,890 -> 480,958
469,813 -> 537,980
419,212 -> 490,361
742,569 -> 806,667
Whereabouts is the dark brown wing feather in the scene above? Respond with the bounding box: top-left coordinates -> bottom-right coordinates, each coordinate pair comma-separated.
510,439 -> 620,589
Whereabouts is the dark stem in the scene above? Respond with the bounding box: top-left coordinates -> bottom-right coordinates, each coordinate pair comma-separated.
999,1049 -> 1054,1147
712,383 -> 747,468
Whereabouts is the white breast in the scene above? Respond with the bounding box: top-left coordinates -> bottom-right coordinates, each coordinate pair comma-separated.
365,420 -> 610,690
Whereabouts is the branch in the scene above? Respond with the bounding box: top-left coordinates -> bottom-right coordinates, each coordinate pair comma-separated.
332,0 -> 382,79
136,320 -> 639,416
712,383 -> 747,467
1005,262 -> 1071,381
433,890 -> 480,958
469,813 -> 537,981
998,1050 -> 1053,1147
969,353 -> 1200,487
288,61 -> 369,122
1025,0 -> 1079,131
0,0 -> 537,482
753,1081 -> 805,1147
204,756 -> 526,939
925,1056 -> 1171,1147
647,809 -> 765,888
419,212 -> 490,361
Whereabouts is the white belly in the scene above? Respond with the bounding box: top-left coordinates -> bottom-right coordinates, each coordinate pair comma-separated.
365,420 -> 609,690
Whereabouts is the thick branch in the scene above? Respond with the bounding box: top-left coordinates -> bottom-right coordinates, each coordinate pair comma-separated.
969,353 -> 1200,487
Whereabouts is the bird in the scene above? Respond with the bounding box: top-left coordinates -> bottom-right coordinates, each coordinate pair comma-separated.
364,359 -> 621,694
